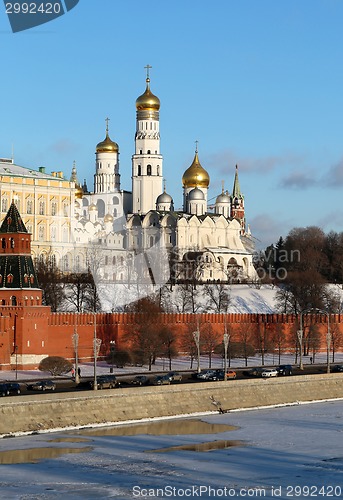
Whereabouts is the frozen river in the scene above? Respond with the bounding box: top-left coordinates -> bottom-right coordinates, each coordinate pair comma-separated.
0,400 -> 342,499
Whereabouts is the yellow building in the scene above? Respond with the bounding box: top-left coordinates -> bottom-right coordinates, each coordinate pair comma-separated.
0,158 -> 76,269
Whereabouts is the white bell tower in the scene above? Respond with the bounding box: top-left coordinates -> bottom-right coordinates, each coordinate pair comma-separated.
132,65 -> 163,214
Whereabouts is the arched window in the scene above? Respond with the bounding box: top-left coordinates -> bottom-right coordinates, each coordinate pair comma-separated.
137,165 -> 141,176
113,196 -> 119,205
149,236 -> 154,248
38,226 -> 45,241
39,201 -> 45,215
1,198 -> 8,212
7,274 -> 13,284
112,256 -> 116,265
26,199 -> 33,214
147,164 -> 152,176
51,202 -> 57,216
1,238 -> 6,249
10,238 -> 15,248
11,296 -> 17,306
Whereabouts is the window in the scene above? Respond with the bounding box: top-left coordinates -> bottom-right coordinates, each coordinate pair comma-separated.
113,256 -> 116,265
147,164 -> 152,176
51,202 -> 57,216
7,274 -> 13,284
26,199 -> 33,214
39,201 -> 45,215
137,165 -> 141,176
38,226 -> 45,241
105,256 -> 108,265
1,198 -> 8,212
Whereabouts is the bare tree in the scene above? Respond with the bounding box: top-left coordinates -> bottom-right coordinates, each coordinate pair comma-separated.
35,254 -> 65,312
200,322 -> 221,368
202,283 -> 230,313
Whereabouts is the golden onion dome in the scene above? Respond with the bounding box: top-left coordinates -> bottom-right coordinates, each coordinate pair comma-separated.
96,132 -> 119,153
136,78 -> 160,111
89,203 -> 97,211
182,151 -> 210,188
104,213 -> 113,223
75,185 -> 84,199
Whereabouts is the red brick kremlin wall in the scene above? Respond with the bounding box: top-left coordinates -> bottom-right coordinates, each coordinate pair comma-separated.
1,309 -> 341,370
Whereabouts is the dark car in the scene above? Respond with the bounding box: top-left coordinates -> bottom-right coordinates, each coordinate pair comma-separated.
152,375 -> 170,385
27,380 -> 56,391
130,375 -> 150,386
243,367 -> 264,377
277,365 -> 293,376
0,383 -> 9,397
89,375 -> 119,390
332,365 -> 343,373
166,371 -> 182,382
5,382 -> 21,395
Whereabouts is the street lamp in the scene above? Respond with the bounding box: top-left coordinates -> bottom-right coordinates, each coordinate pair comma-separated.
93,313 -> 98,390
15,345 -> 18,380
223,332 -> 230,381
72,330 -> 79,384
109,340 -> 116,373
192,329 -> 201,374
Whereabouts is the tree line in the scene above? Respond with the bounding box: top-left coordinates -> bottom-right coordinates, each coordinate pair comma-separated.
258,226 -> 343,314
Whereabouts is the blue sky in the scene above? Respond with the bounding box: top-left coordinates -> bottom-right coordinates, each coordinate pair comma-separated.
1,0 -> 343,248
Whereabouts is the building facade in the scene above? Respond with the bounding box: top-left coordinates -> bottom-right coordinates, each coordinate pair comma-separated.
0,70 -> 257,299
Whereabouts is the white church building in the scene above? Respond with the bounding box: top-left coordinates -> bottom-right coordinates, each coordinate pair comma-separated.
0,69 -> 257,289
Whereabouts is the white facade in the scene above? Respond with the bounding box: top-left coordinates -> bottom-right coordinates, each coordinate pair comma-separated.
0,72 -> 257,287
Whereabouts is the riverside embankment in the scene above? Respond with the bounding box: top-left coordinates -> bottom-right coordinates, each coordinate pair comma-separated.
1,373 -> 343,436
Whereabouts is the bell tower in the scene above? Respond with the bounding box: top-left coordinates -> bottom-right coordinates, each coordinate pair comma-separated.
132,65 -> 163,214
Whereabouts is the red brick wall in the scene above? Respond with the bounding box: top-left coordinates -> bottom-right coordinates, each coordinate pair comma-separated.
0,309 -> 341,370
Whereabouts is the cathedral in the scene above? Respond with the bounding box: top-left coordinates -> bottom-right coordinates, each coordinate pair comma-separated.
0,69 -> 257,299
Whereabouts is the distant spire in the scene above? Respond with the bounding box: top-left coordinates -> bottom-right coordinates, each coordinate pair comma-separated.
232,165 -> 241,198
70,160 -> 78,183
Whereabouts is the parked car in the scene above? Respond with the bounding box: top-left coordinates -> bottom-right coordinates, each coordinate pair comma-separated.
332,365 -> 343,373
89,375 -> 119,390
261,368 -> 278,378
166,371 -> 182,382
130,375 -> 150,386
27,380 -> 56,391
276,365 -> 293,376
243,367 -> 264,377
152,375 -> 171,385
0,383 -> 9,396
217,370 -> 237,380
5,382 -> 21,395
196,370 -> 216,380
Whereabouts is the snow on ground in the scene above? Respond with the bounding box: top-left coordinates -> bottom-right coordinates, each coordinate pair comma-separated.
0,400 -> 342,499
99,283 -> 280,313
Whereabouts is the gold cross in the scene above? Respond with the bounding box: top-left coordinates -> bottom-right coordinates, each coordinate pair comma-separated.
144,64 -> 152,79
195,140 -> 199,153
105,117 -> 110,134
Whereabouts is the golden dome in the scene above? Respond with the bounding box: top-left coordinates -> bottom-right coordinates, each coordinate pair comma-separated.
96,132 -> 119,153
182,151 -> 210,188
75,185 -> 83,199
89,203 -> 97,211
104,213 -> 113,223
136,78 -> 160,111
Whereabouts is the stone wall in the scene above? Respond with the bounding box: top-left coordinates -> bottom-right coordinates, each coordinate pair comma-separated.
1,374 -> 343,436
